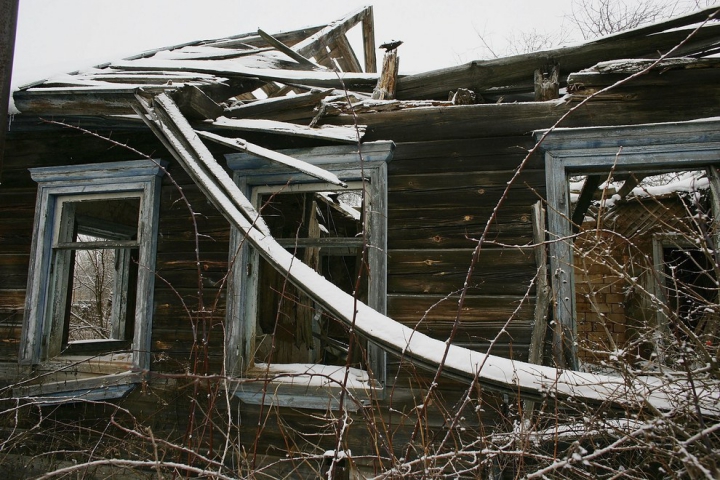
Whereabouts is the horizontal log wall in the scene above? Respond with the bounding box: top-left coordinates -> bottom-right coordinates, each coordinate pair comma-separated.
385,134 -> 541,377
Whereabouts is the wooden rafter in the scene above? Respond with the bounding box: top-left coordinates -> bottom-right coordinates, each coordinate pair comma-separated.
571,175 -> 602,233
257,28 -> 323,70
195,130 -> 347,187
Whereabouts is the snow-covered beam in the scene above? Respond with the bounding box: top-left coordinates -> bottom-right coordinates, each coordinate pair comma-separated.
133,95 -> 270,236
292,6 -> 372,65
209,116 -> 364,143
140,92 -> 719,415
196,130 -> 347,187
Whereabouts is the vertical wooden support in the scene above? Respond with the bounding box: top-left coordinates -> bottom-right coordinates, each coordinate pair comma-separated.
545,152 -> 578,370
534,65 -> 559,101
528,202 -> 551,366
0,0 -> 19,181
372,50 -> 399,100
361,6 -> 377,73
367,161 -> 388,388
522,202 -> 552,424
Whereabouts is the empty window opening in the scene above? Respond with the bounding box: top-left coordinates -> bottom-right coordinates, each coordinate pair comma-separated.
50,195 -> 140,356
252,187 -> 369,371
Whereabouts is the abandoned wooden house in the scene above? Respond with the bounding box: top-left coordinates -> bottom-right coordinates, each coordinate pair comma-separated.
1,5 -> 720,477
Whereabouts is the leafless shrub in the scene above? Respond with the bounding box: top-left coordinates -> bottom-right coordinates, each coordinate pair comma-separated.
569,0 -> 682,39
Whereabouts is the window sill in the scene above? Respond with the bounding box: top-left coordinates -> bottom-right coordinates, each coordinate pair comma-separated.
234,363 -> 381,411
13,355 -> 140,405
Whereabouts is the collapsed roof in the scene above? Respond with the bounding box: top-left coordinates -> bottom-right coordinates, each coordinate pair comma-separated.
13,4 -> 720,120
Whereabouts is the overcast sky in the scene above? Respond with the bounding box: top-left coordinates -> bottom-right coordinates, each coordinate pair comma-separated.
11,0 -> 713,90
11,0 -> 582,89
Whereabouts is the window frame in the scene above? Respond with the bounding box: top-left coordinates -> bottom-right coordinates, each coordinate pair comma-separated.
536,119 -> 720,369
19,159 -> 165,401
225,142 -> 393,408
48,193 -> 140,354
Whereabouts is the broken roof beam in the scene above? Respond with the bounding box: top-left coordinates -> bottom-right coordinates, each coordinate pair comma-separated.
224,88 -> 334,121
146,45 -> 275,61
110,57 -> 379,92
133,94 -> 270,236
312,35 -> 364,72
209,116 -> 364,144
257,28 -> 324,70
293,6 -> 373,69
616,173 -> 645,199
571,175 -> 602,233
141,92 -> 717,415
197,130 -> 347,187
332,34 -> 364,73
210,24 -> 326,50
170,84 -> 224,120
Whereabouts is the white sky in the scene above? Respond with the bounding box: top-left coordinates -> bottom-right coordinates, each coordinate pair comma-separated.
11,0 -> 581,89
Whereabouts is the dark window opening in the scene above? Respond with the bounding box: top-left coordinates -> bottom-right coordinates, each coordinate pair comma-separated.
254,189 -> 369,369
662,246 -> 718,339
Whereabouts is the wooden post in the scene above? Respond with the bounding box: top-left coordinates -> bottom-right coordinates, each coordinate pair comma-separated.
522,202 -> 552,424
0,0 -> 19,182
361,6 -> 377,73
534,65 -> 559,101
372,50 -> 399,100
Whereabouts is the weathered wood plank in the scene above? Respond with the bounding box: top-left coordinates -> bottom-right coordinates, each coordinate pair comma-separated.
388,206 -> 534,249
388,248 -> 536,295
196,130 -> 348,186
361,6 -> 377,73
388,294 -> 534,323
224,88 -> 333,121
528,202 -> 550,367
257,28 -> 323,69
389,170 -> 544,192
209,117 -> 364,143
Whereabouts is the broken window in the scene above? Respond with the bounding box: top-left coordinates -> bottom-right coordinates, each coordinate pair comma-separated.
653,233 -> 720,353
537,119 -> 720,371
225,143 -> 392,409
252,186 -> 368,370
571,170 -> 718,367
19,160 -> 165,401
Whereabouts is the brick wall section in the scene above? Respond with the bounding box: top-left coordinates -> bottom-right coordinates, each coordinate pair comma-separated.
574,229 -> 629,363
